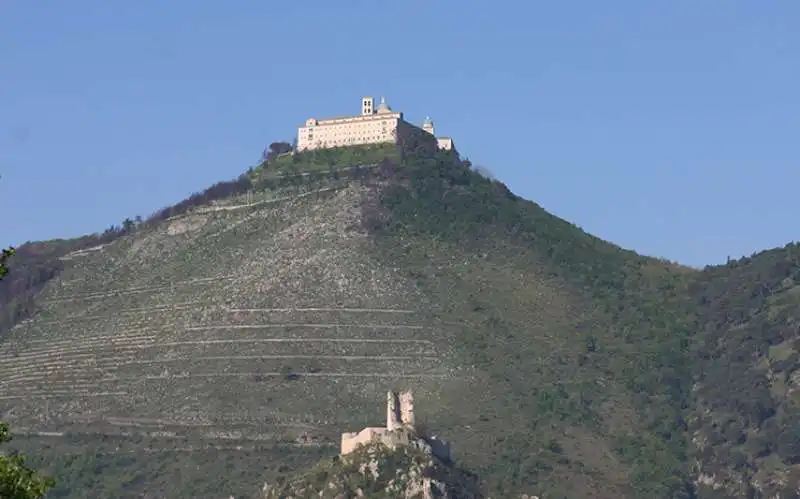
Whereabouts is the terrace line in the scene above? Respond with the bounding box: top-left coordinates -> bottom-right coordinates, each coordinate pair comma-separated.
43,275 -> 239,303
3,336 -> 435,355
185,323 -> 424,330
11,322 -> 436,349
152,338 -> 435,347
0,338 -> 437,369
23,306 -> 420,328
0,391 -> 128,401
191,186 -> 342,214
125,354 -> 439,363
0,372 -> 456,390
227,307 -> 416,313
0,355 -> 440,379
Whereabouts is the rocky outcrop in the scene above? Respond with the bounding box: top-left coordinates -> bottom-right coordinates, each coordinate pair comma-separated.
261,434 -> 482,499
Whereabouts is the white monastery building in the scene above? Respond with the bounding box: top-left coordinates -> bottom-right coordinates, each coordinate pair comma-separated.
296,96 -> 454,152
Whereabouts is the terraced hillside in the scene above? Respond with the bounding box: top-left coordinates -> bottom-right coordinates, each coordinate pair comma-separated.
2,148 -> 707,498
0,179 -> 481,496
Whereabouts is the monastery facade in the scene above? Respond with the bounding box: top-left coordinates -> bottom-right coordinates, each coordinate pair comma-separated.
296,96 -> 455,152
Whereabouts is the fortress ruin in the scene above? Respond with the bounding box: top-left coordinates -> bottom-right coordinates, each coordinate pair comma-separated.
340,390 -> 451,461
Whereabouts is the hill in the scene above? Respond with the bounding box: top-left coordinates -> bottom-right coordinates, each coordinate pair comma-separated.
0,143 -> 798,498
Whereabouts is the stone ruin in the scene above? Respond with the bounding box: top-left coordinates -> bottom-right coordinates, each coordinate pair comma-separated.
340,390 -> 451,461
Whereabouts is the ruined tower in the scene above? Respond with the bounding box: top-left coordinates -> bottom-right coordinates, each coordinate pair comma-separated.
386,390 -> 414,431
399,390 -> 415,428
341,390 -> 448,460
386,391 -> 401,431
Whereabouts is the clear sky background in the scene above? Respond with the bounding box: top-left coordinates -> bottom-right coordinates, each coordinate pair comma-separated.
1,1 -> 797,268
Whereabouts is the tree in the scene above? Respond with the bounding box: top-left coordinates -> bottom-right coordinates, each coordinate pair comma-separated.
0,247 -> 13,280
122,217 -> 135,232
0,247 -> 56,498
264,141 -> 294,163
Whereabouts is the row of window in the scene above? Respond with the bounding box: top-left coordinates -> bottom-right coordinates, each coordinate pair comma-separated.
307,128 -> 388,136
305,128 -> 392,140
307,118 -> 394,129
304,135 -> 395,147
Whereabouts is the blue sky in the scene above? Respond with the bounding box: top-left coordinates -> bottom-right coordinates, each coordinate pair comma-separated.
1,1 -> 797,268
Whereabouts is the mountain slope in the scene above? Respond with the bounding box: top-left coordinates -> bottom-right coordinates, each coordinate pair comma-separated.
688,244 -> 800,498
0,144 -> 797,498
360,153 -> 698,498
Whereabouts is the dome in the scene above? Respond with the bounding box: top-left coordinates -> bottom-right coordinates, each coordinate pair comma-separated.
377,96 -> 392,113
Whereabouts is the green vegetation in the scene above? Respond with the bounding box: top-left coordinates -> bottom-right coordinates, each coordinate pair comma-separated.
0,143 -> 798,498
253,142 -> 400,179
687,244 -> 800,497
20,435 -> 328,499
0,424 -> 56,499
0,249 -> 55,499
0,246 -> 13,280
363,149 -> 695,497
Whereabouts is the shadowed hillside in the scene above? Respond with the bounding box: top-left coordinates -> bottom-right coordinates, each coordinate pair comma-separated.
1,144 -> 798,498
687,244 -> 800,498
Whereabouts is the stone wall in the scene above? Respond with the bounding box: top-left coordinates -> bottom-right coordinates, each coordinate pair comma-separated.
340,427 -> 388,455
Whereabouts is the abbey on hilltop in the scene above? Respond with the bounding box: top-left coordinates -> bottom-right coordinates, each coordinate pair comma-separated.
296,96 -> 455,153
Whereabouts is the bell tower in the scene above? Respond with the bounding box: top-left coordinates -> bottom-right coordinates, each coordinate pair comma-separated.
361,96 -> 374,116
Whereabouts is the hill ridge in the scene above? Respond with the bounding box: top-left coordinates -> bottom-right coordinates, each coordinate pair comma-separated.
1,146 -> 798,498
